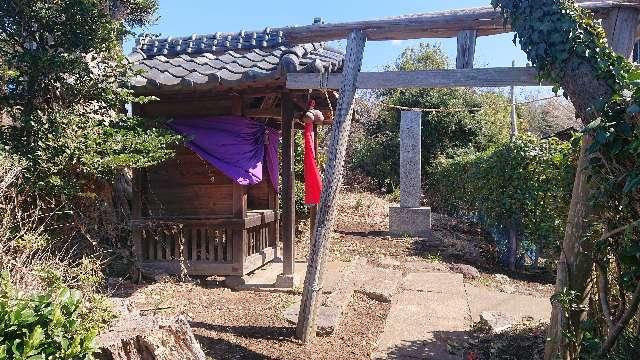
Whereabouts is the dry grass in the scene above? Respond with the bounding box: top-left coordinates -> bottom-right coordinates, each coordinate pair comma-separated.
0,156 -> 104,295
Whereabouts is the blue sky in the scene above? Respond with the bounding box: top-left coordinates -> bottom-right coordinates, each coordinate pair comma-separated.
124,0 -> 551,98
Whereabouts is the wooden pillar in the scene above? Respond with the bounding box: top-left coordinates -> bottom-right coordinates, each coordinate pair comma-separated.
131,104 -> 144,267
233,183 -> 247,218
456,30 -> 477,69
604,7 -> 640,60
269,187 -> 280,258
510,60 -> 518,139
231,94 -> 243,116
232,183 -> 248,273
280,91 -> 296,279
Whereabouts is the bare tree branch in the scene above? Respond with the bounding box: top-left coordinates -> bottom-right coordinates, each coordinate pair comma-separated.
601,280 -> 640,354
614,255 -> 626,322
599,219 -> 640,242
597,263 -> 614,330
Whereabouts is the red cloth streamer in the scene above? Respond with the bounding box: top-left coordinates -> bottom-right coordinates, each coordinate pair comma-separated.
304,122 -> 322,205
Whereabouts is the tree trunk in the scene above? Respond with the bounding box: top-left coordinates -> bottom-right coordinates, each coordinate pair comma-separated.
96,315 -> 206,360
508,226 -> 518,271
544,136 -> 595,360
544,7 -> 638,358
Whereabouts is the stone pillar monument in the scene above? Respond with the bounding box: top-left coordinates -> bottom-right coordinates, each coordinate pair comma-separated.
389,111 -> 432,236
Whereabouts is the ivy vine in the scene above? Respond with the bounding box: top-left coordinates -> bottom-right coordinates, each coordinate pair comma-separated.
492,0 -> 640,357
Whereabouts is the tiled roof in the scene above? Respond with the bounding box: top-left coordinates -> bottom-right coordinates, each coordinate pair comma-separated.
129,32 -> 344,92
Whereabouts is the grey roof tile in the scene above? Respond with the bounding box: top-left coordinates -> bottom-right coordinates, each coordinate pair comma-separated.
217,53 -> 236,64
216,69 -> 243,84
166,66 -> 190,77
182,72 -> 208,85
129,30 -> 344,91
244,51 -> 264,62
224,62 -> 247,74
263,55 -> 280,65
235,57 -> 255,68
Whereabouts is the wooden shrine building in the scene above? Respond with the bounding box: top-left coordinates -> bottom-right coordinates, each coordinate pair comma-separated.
128,26 -> 343,281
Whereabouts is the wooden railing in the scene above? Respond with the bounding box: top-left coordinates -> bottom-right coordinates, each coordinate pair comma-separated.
247,222 -> 272,257
140,225 -> 231,263
131,210 -> 277,276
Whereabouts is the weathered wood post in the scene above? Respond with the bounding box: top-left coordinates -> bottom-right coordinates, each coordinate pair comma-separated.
507,60 -> 519,271
276,91 -> 298,287
604,7 -> 640,60
296,30 -> 366,342
389,111 -> 432,236
456,30 -> 477,69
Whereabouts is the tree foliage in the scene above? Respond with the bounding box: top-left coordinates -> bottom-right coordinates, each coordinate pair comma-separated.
350,44 -> 513,191
0,0 -> 179,195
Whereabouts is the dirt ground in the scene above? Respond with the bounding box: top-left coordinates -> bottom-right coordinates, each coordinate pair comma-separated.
113,281 -> 389,359
110,190 -> 554,359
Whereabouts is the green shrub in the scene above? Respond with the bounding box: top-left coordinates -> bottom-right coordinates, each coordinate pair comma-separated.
0,272 -> 100,360
350,44 -> 512,191
426,134 -> 577,264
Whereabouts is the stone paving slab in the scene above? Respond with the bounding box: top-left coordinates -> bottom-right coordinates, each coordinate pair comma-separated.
225,261 -> 307,291
372,272 -> 468,360
465,284 -> 552,324
282,259 -> 364,336
402,272 -> 464,294
356,266 -> 403,303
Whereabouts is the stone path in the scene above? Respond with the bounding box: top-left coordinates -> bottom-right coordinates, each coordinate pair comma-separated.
371,272 -> 469,360
356,264 -> 403,303
283,259 -> 364,336
465,284 -> 551,324
227,259 -> 551,358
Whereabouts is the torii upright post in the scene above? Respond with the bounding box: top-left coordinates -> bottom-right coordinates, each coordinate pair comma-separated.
297,30 -> 366,343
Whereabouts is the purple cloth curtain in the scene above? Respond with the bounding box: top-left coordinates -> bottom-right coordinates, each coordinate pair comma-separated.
168,116 -> 280,192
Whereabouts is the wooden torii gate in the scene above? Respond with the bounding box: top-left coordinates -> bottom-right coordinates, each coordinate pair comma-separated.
274,1 -> 640,342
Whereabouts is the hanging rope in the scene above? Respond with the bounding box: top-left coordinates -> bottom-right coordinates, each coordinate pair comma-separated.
323,89 -> 334,120
376,95 -> 567,114
380,102 -> 483,113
